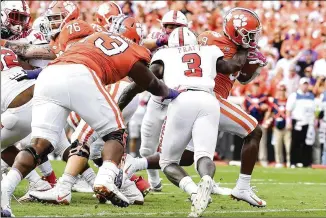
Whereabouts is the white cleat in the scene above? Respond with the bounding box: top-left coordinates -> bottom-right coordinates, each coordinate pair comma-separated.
1,186 -> 14,217
18,179 -> 52,202
120,179 -> 144,205
29,178 -> 71,205
189,175 -> 213,217
72,176 -> 93,193
122,154 -> 139,180
211,183 -> 232,196
93,173 -> 130,207
150,179 -> 163,192
231,186 -> 266,207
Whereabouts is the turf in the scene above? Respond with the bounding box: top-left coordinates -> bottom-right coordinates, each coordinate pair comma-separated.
11,161 -> 326,217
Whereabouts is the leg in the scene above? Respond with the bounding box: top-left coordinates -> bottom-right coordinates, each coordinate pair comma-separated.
258,127 -> 268,166
284,129 -> 292,167
273,127 -> 284,166
290,120 -> 300,166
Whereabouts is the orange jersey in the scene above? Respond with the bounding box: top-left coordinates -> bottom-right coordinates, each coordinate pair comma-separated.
52,32 -> 151,85
199,31 -> 239,99
91,22 -> 107,33
50,19 -> 95,57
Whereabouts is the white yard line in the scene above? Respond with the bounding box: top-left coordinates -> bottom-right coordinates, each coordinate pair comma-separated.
27,208 -> 326,217
162,182 -> 326,186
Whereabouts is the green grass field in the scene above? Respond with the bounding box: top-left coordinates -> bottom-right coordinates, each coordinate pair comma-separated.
11,161 -> 326,217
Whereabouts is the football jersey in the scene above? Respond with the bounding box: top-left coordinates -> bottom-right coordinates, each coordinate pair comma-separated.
50,19 -> 95,57
51,32 -> 151,85
91,22 -> 107,33
1,47 -> 34,113
151,44 -> 224,93
200,31 -> 239,99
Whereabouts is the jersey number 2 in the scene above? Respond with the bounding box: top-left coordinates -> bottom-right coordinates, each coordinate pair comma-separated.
182,53 -> 202,77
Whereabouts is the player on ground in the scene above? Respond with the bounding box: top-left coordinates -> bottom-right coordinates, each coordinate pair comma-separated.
1,17 -> 181,216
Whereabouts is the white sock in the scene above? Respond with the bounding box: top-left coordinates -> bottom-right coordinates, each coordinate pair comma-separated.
1,159 -> 9,174
25,170 -> 42,184
147,169 -> 160,187
98,161 -> 119,178
81,168 -> 96,186
2,169 -> 22,196
179,176 -> 198,196
61,173 -> 77,190
236,174 -> 251,189
136,157 -> 148,171
38,160 -> 53,177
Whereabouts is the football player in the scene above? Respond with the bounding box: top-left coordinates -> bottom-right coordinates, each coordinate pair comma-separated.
0,10 -> 181,216
92,1 -> 122,32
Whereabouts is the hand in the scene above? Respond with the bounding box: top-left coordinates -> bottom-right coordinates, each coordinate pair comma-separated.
247,48 -> 268,67
260,103 -> 269,111
9,70 -> 28,81
161,88 -> 183,102
156,33 -> 169,47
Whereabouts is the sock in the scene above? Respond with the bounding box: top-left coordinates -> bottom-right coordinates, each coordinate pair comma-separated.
236,174 -> 251,189
2,169 -> 22,196
1,159 -> 9,174
38,161 -> 53,176
81,168 -> 96,186
25,170 -> 42,184
147,169 -> 160,187
130,152 -> 137,158
136,157 -> 148,171
179,176 -> 198,196
98,161 -> 119,179
44,171 -> 57,186
61,173 -> 77,190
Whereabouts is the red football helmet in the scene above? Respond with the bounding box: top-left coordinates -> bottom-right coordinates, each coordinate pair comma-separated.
223,7 -> 261,48
44,1 -> 80,37
109,15 -> 143,44
96,2 -> 122,29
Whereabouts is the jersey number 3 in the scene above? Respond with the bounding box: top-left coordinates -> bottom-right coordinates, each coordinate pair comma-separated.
95,35 -> 128,56
182,53 -> 202,77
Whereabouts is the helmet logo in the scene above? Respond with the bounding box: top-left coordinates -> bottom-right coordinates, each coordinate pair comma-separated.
63,1 -> 76,13
135,22 -> 143,39
98,3 -> 110,16
232,14 -> 247,28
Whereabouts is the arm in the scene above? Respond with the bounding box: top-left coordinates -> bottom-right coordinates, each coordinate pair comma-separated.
216,48 -> 248,75
2,40 -> 56,60
142,34 -> 169,51
119,61 -> 166,110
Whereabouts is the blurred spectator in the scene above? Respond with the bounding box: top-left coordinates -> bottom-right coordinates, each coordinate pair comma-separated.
286,78 -> 316,167
285,65 -> 300,96
318,85 -> 326,165
243,82 -> 269,166
312,48 -> 326,78
265,83 -> 291,168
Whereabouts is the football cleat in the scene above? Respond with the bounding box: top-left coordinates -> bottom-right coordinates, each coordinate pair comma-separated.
29,178 -> 71,205
189,175 -> 213,217
211,183 -> 232,196
150,180 -> 163,192
120,179 -> 144,205
18,179 -> 52,202
93,172 -> 129,207
1,186 -> 14,217
72,176 -> 93,193
231,186 -> 266,207
130,175 -> 150,197
122,154 -> 140,180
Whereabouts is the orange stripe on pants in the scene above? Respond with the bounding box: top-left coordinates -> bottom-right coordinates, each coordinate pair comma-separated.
220,108 -> 251,134
87,69 -> 124,129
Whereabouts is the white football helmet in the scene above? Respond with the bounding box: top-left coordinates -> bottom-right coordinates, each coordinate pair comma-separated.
161,10 -> 188,27
1,0 -> 31,35
168,27 -> 198,47
32,16 -> 51,42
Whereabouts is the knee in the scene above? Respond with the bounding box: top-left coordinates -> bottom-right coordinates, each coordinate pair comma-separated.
245,125 -> 263,142
159,158 -> 178,172
139,147 -> 156,158
102,129 -> 127,148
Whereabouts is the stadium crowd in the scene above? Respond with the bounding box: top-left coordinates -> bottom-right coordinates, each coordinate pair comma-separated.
26,1 -> 326,167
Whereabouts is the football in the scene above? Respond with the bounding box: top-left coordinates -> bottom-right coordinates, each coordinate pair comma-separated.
237,60 -> 260,83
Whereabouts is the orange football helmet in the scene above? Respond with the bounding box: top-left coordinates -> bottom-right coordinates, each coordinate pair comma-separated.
45,1 -> 80,37
109,15 -> 143,45
96,2 -> 122,29
223,7 -> 261,48
197,31 -> 222,46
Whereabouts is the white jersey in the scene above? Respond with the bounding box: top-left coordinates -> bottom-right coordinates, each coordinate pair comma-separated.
1,66 -> 35,114
151,45 -> 224,93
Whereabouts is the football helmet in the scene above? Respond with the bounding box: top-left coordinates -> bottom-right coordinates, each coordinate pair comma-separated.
168,27 -> 198,47
96,2 -> 122,29
44,1 -> 80,37
223,7 -> 261,48
109,15 -> 143,45
161,10 -> 188,34
1,0 -> 31,35
32,16 -> 51,42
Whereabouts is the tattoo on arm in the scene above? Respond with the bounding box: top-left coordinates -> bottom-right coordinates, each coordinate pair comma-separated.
117,82 -> 144,111
5,41 -> 56,60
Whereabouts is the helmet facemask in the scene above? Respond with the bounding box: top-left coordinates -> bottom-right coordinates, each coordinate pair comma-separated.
46,11 -> 67,37
5,9 -> 30,35
237,27 -> 261,48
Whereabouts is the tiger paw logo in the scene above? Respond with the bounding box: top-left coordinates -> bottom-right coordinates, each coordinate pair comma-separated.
63,1 -> 76,13
233,14 -> 248,28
